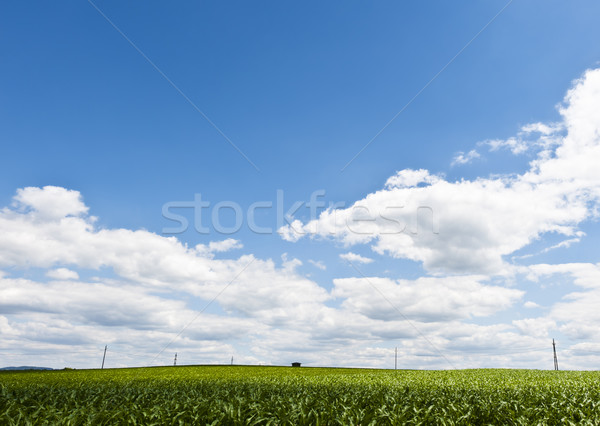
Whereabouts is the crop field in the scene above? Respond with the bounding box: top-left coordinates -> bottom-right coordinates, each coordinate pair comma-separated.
1,366 -> 600,425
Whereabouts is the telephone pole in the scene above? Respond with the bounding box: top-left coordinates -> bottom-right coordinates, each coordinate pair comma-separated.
101,345 -> 107,369
553,339 -> 559,371
174,353 -> 177,366
395,347 -> 397,370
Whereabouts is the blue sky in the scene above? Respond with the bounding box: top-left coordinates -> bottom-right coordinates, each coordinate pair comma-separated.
2,1 -> 600,369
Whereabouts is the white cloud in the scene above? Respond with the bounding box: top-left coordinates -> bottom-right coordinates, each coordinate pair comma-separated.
308,260 -> 326,270
483,137 -> 530,155
279,68 -> 600,275
277,219 -> 305,242
340,252 -> 373,264
0,189 -> 321,308
332,275 -> 523,322
451,149 -> 480,166
512,317 -> 556,338
383,169 -> 441,189
540,237 -> 582,253
12,186 -> 89,220
480,122 -> 565,155
494,262 -> 600,367
0,276 -> 187,329
0,184 -> 546,369
521,121 -> 563,135
46,268 -> 79,280
525,262 -> 600,289
0,186 -> 338,368
208,238 -> 243,252
523,263 -> 600,342
0,191 -> 329,317
523,301 -> 542,309
513,235 -> 583,260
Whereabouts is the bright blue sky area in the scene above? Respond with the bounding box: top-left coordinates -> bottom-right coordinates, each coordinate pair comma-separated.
3,1 -> 599,215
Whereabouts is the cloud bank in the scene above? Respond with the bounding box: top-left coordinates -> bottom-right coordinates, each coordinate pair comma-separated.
3,68 -> 600,370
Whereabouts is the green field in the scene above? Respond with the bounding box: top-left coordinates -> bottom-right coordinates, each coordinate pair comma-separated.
1,366 -> 600,425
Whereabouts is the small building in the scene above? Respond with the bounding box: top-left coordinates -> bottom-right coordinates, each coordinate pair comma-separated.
291,362 -> 301,367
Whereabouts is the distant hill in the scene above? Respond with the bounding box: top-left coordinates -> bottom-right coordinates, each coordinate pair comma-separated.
0,366 -> 53,371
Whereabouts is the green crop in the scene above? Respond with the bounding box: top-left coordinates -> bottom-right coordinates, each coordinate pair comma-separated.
1,366 -> 600,424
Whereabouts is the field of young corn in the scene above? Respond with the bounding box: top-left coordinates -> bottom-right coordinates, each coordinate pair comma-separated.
1,366 -> 600,425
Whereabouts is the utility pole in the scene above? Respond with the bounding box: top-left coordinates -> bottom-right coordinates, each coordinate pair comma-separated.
395,347 -> 397,370
174,353 -> 177,366
231,356 -> 234,365
553,339 -> 559,371
101,345 -> 107,369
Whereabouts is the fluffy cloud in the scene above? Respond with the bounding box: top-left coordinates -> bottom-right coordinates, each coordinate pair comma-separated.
332,275 -> 523,322
279,68 -> 600,275
451,149 -> 480,166
46,268 -> 79,280
382,169 -> 441,188
339,252 -> 373,264
0,186 -> 335,367
207,238 -> 243,253
512,317 -> 556,339
0,185 -> 537,369
525,262 -> 600,289
0,276 -> 188,329
523,301 -> 542,309
12,186 -> 89,220
0,188 -> 327,311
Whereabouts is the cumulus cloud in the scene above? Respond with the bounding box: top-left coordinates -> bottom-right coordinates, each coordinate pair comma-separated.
12,186 -> 89,220
0,189 -> 327,313
451,149 -> 480,166
0,186 -> 337,367
340,252 -> 374,264
0,184 -> 543,369
279,68 -> 600,275
0,276 -> 186,328
332,275 -> 523,322
208,238 -> 243,252
512,317 -> 556,339
46,268 -> 79,280
525,262 -> 600,289
383,169 -> 441,189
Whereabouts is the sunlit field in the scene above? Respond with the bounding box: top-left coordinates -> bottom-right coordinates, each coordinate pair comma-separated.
1,366 -> 600,424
